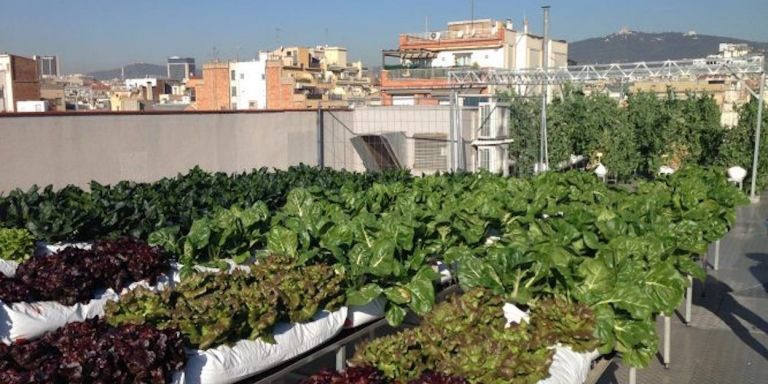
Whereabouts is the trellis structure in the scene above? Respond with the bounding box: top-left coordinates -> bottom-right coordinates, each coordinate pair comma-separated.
448,55 -> 766,199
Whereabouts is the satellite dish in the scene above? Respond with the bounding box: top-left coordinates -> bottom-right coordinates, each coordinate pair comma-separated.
659,166 -> 676,175
727,166 -> 747,183
594,163 -> 607,178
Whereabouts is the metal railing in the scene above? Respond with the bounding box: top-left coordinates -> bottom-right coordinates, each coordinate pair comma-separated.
404,28 -> 498,41
385,67 -> 466,80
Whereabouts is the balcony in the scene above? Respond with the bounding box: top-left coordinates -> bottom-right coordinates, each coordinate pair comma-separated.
399,27 -> 504,50
384,67 -> 454,80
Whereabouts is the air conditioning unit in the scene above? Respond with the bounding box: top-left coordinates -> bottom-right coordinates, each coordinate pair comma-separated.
429,32 -> 442,40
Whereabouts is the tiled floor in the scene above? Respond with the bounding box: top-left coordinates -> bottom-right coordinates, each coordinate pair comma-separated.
598,195 -> 768,384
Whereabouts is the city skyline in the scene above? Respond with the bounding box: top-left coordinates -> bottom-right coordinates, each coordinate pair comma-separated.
1,0 -> 767,73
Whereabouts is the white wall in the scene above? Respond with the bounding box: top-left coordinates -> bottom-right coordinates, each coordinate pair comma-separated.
0,56 -> 14,112
431,48 -> 506,68
231,53 -> 267,110
125,78 -> 159,89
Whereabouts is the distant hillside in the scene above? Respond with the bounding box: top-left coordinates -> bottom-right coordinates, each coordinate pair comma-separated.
88,63 -> 167,80
569,31 -> 768,65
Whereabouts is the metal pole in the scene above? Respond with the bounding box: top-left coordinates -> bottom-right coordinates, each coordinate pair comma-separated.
685,275 -> 693,325
335,345 -> 346,372
713,239 -> 721,271
450,90 -> 458,171
317,106 -> 325,168
662,315 -> 671,368
749,72 -> 765,201
541,6 -> 551,170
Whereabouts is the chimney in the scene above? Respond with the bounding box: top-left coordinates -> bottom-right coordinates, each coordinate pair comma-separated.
523,18 -> 529,34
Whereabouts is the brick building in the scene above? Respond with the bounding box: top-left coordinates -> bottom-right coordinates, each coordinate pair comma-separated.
0,54 -> 41,112
265,47 -> 347,110
188,62 -> 231,110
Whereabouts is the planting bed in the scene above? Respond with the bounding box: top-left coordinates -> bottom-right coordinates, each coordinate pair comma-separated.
0,166 -> 744,383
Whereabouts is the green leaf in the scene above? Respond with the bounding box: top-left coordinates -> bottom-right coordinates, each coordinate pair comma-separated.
383,286 -> 412,305
582,231 -> 600,250
266,226 -> 298,258
406,273 -> 435,315
347,284 -> 383,306
367,238 -> 397,277
456,254 -> 505,293
385,304 -> 407,326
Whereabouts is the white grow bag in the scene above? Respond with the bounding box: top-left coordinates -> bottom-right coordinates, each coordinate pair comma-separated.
504,303 -> 600,384
0,243 -> 176,344
0,276 -> 173,344
174,307 -> 348,384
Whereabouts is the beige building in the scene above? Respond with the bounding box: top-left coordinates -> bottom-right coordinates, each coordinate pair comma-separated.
380,19 -> 568,105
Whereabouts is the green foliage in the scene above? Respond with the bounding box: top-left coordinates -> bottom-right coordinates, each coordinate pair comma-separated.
718,98 -> 768,189
352,289 -> 598,384
502,86 -> 726,179
0,228 -> 35,262
443,167 -> 744,367
0,165 -> 412,242
106,254 -> 345,349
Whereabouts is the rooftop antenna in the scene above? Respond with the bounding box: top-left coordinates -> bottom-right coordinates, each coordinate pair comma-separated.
209,46 -> 220,63
275,28 -> 282,46
236,45 -> 241,62
425,16 -> 429,34
325,28 -> 329,45
470,0 -> 475,30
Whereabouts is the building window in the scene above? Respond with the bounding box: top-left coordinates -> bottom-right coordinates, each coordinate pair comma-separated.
240,73 -> 245,80
231,86 -> 237,96
479,148 -> 492,171
231,70 -> 236,80
455,53 -> 472,67
479,104 -> 492,137
261,74 -> 266,80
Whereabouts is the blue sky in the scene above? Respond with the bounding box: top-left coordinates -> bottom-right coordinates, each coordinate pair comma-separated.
1,0 -> 766,73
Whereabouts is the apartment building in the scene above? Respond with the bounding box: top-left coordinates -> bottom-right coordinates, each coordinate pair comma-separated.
0,54 -> 41,113
265,46 -> 347,110
230,53 -> 268,110
315,46 -> 376,106
380,19 -> 567,106
188,62 -> 231,110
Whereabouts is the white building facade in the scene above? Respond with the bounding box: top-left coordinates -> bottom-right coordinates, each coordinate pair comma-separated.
0,56 -> 10,113
230,53 -> 268,110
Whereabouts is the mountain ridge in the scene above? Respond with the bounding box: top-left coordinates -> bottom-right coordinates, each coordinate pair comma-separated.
569,30 -> 768,65
87,63 -> 167,81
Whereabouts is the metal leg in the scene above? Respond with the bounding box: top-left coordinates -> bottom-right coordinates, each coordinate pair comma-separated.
713,240 -> 721,271
629,367 -> 637,384
685,276 -> 693,326
335,345 -> 347,372
663,316 -> 671,369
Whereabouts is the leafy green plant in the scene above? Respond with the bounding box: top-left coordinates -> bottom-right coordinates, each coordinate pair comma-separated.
353,289 -> 597,384
106,254 -> 345,349
0,228 -> 35,262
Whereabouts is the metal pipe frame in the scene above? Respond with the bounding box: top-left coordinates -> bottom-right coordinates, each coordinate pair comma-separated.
448,56 -> 764,86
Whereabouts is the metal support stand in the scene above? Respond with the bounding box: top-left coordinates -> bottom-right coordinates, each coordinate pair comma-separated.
662,315 -> 671,369
713,239 -> 721,271
749,72 -> 765,202
316,107 -> 325,168
628,367 -> 637,384
685,275 -> 693,325
335,345 -> 346,372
